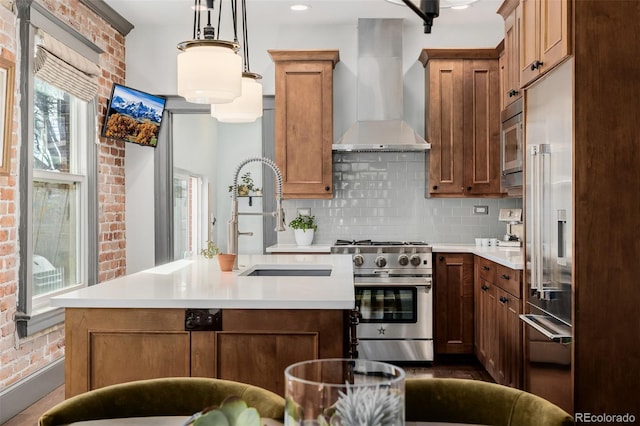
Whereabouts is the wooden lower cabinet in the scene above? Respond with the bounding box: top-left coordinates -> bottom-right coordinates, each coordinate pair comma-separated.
435,253 -> 474,354
496,287 -> 522,388
475,276 -> 498,375
219,309 -> 345,395
64,308 -> 346,398
474,257 -> 523,388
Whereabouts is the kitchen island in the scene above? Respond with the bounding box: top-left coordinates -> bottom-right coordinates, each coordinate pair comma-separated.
51,254 -> 355,398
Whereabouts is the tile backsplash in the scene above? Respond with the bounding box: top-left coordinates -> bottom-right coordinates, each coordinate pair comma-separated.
278,152 -> 522,245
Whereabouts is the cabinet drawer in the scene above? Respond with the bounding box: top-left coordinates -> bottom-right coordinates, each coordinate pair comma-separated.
495,264 -> 521,298
476,256 -> 496,282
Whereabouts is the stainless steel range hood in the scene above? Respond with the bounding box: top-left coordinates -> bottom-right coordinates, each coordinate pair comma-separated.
333,19 -> 430,152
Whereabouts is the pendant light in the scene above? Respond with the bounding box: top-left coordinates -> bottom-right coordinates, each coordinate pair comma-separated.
177,0 -> 242,104
211,0 -> 263,123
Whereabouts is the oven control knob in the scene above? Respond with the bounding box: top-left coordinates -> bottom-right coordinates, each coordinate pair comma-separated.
375,256 -> 387,268
353,255 -> 364,267
410,255 -> 422,266
398,254 -> 409,266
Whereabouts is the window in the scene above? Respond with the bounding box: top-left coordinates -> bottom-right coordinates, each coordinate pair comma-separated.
173,172 -> 203,259
16,3 -> 102,337
31,79 -> 88,312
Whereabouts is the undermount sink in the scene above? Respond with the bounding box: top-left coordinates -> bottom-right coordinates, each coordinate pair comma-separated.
239,264 -> 332,277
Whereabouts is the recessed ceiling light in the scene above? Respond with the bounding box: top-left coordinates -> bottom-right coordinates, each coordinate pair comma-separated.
290,4 -> 310,11
384,0 -> 478,9
441,0 -> 478,9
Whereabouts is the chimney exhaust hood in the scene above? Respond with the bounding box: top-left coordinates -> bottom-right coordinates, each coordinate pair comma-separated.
333,19 -> 430,152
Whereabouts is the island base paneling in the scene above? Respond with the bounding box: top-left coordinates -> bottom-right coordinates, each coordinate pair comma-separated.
64,308 -> 346,397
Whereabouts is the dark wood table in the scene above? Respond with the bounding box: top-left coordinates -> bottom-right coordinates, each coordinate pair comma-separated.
68,418 -> 480,426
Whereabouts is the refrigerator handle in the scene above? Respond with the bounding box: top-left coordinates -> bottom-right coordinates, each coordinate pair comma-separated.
557,209 -> 567,265
520,314 -> 572,344
539,144 -> 551,298
530,145 -> 543,293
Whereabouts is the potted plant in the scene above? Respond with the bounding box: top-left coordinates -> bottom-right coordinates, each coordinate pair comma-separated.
200,241 -> 235,271
228,171 -> 259,196
289,214 -> 317,246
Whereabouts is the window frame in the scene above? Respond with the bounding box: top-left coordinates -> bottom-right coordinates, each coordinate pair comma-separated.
16,2 -> 102,337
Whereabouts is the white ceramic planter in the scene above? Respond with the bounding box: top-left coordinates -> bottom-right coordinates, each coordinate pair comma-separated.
294,229 -> 314,246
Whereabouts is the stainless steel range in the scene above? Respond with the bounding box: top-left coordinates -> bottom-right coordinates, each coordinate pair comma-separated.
331,240 -> 434,362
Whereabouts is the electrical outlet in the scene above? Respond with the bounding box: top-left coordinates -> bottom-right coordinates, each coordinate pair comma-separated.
297,208 -> 311,216
473,205 -> 489,215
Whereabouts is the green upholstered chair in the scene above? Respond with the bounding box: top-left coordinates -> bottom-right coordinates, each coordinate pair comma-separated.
405,378 -> 574,426
38,377 -> 285,426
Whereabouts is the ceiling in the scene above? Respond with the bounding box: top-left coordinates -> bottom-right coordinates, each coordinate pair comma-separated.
103,0 -> 503,29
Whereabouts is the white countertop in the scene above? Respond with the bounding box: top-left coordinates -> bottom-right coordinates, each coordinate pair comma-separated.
50,254 -> 354,310
266,244 -> 523,270
265,244 -> 332,253
431,244 -> 524,270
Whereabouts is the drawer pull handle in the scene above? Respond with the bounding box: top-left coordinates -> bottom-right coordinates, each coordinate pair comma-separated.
500,296 -> 509,304
482,266 -> 490,271
481,285 -> 489,291
500,274 -> 510,280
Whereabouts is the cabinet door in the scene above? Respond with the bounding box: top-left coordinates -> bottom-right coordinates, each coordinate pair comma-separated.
503,4 -> 522,107
427,60 -> 465,195
435,253 -> 474,354
64,309 -> 193,397
216,332 -> 318,395
462,59 -> 502,196
481,280 -> 498,377
539,0 -> 570,75
273,57 -> 336,199
220,309 -> 345,395
519,0 -> 540,85
520,0 -> 570,87
496,288 -> 523,388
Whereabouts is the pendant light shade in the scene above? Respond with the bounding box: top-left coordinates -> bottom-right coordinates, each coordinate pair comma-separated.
211,72 -> 263,122
177,40 -> 242,104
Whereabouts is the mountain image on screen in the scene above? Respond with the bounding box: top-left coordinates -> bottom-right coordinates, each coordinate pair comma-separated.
102,84 -> 166,147
110,95 -> 163,124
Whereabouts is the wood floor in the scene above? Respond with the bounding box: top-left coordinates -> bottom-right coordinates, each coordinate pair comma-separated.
2,357 -> 492,426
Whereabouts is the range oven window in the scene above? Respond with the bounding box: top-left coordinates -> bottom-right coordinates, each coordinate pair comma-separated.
355,286 -> 418,323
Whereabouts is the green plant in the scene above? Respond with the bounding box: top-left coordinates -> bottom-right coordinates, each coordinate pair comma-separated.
228,172 -> 260,196
187,396 -> 261,426
200,241 -> 220,259
289,214 -> 317,231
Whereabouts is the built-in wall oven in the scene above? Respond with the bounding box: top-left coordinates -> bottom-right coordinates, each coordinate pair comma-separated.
331,241 -> 433,362
501,98 -> 523,189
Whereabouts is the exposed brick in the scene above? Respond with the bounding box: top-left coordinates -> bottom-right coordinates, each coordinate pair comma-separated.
0,0 -> 126,389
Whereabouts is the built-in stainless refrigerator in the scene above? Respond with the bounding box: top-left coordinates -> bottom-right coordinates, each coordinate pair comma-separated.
520,58 -> 573,414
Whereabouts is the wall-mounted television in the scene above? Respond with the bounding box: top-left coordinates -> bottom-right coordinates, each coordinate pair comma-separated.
101,83 -> 166,148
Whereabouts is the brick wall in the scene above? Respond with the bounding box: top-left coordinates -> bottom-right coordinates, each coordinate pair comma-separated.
0,0 -> 127,389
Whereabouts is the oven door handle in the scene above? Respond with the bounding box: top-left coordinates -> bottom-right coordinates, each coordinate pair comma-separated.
355,280 -> 432,290
355,281 -> 432,293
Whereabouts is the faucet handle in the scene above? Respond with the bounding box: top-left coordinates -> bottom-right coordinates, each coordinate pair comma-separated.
275,208 -> 286,232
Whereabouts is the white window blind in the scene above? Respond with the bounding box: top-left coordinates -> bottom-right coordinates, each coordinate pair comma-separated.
34,31 -> 100,102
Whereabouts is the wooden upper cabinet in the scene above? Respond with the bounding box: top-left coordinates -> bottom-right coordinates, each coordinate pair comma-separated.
420,49 -> 503,197
519,0 -> 570,87
268,50 -> 339,199
424,59 -> 465,194
498,0 -> 522,109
